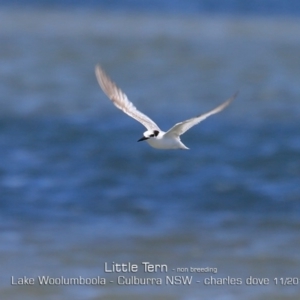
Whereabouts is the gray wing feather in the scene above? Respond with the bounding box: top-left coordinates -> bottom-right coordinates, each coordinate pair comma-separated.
165,92 -> 238,137
95,65 -> 160,131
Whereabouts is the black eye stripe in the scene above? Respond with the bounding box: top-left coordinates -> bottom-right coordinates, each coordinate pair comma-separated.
153,130 -> 159,137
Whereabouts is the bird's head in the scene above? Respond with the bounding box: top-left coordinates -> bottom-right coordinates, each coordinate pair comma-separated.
137,130 -> 159,142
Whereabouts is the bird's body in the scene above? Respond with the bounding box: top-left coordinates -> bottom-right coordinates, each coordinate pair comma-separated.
95,65 -> 237,150
143,130 -> 189,150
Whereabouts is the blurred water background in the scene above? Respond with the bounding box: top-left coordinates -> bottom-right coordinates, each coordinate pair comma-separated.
0,1 -> 300,299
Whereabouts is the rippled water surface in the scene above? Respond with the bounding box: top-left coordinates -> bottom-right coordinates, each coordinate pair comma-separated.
0,7 -> 300,300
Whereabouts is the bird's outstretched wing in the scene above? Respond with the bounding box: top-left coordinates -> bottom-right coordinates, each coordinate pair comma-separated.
165,92 -> 238,137
95,65 -> 160,131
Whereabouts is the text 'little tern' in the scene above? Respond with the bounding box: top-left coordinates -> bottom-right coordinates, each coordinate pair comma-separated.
95,65 -> 237,150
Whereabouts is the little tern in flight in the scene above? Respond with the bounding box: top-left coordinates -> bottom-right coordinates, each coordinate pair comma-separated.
95,65 -> 237,150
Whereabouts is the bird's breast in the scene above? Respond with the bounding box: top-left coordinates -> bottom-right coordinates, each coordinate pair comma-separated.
146,136 -> 182,149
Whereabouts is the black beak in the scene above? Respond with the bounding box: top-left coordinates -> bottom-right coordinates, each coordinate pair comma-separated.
137,136 -> 148,142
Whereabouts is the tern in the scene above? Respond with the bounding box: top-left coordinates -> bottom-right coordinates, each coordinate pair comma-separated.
95,65 -> 237,150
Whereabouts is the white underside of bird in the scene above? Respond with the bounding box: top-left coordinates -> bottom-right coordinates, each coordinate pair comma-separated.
95,65 -> 237,150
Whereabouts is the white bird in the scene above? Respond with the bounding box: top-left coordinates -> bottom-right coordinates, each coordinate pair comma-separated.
95,65 -> 237,150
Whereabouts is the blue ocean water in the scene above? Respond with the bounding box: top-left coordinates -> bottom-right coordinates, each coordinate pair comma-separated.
0,5 -> 299,300
1,0 -> 300,15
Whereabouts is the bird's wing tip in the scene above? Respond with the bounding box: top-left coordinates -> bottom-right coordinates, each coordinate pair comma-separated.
232,90 -> 239,100
95,64 -> 102,74
225,90 -> 239,106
